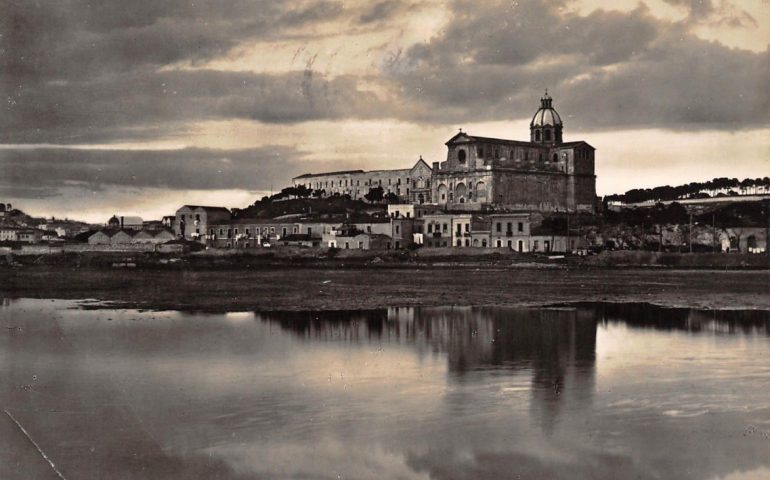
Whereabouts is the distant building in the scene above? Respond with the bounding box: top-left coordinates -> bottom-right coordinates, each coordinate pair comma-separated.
293,93 -> 596,213
174,206 -> 231,241
293,158 -> 434,204
107,215 -> 144,230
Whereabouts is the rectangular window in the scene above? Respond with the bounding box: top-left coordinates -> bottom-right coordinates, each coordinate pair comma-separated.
255,227 -> 260,234
293,226 -> 298,234
246,228 -> 250,236
496,222 -> 501,232
507,222 -> 512,232
395,225 -> 400,234
428,224 -> 433,233
219,228 -> 223,235
443,223 -> 448,232
518,222 -> 523,232
234,228 -> 238,235
478,147 -> 484,158
358,241 -> 364,249
270,227 -> 275,233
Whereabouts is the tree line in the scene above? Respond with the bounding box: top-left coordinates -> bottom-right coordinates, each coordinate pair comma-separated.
605,177 -> 770,204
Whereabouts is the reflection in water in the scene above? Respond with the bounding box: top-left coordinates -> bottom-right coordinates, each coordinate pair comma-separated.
1,299 -> 770,480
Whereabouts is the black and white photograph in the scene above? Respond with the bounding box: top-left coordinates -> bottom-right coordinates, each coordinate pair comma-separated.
1,0 -> 769,478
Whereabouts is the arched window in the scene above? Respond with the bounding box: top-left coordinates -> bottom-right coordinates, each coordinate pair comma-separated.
535,130 -> 541,142
544,129 -> 551,141
458,149 -> 466,163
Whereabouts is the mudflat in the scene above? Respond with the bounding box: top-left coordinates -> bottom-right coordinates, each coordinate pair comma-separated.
2,266 -> 768,311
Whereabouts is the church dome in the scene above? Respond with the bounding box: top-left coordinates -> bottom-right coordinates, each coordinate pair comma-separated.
530,91 -> 562,127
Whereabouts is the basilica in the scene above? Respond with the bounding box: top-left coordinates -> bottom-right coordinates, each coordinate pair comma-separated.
293,92 -> 597,213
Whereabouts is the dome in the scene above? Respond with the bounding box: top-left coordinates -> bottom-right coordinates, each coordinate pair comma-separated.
530,92 -> 562,127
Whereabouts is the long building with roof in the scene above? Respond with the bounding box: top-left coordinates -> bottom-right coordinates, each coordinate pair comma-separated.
293,92 -> 597,213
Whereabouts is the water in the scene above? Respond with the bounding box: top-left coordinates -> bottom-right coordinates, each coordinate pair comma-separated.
1,298 -> 769,479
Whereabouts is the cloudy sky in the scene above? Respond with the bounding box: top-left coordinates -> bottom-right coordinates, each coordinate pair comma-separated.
2,0 -> 769,222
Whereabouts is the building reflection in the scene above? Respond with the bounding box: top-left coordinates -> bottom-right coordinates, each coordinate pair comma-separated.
584,302 -> 770,336
258,306 -> 599,434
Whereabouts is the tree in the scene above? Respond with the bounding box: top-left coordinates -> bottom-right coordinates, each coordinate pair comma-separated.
365,186 -> 384,203
384,192 -> 399,204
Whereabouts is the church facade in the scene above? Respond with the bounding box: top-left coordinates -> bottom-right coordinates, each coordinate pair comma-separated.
293,92 -> 596,213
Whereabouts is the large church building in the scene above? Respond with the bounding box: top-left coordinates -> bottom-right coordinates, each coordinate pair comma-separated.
293,92 -> 596,213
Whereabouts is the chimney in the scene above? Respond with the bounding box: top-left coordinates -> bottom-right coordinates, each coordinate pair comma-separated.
432,162 -> 439,172
120,216 -> 124,228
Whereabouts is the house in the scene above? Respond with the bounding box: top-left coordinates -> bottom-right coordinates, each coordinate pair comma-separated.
110,230 -> 134,245
174,205 -> 231,241
0,227 -> 19,242
490,213 -> 531,251
131,229 -> 175,244
17,229 -> 43,243
88,231 -> 111,245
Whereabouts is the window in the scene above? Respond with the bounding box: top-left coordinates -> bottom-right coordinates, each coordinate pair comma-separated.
246,228 -> 250,236
544,129 -> 551,141
210,229 -> 214,236
195,214 -> 200,221
428,224 -> 433,233
494,148 -> 499,159
457,239 -> 462,247
524,151 -> 529,161
443,223 -> 448,232
345,242 -> 350,249
496,240 -> 502,247
534,240 -> 539,251
270,227 -> 275,233
507,240 -> 512,248
395,225 -> 400,234
511,150 -> 516,160
458,149 -> 466,163
518,240 -> 523,252
518,222 -> 523,232
293,226 -> 298,234
307,227 -> 312,235
219,228 -> 224,235
535,131 -> 541,141
506,222 -> 512,233
456,224 -> 462,234
477,147 -> 484,158
482,239 -> 487,247
464,223 -> 470,232
255,227 -> 260,234
406,212 -> 410,218
553,153 -> 558,162
234,228 -> 238,235
496,222 -> 502,232
282,227 -> 287,237
465,239 -> 470,247
359,241 -> 364,249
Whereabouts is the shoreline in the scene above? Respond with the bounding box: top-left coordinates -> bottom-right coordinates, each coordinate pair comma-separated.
2,265 -> 769,313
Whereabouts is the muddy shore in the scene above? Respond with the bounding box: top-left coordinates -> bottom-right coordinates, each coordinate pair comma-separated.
2,265 -> 768,312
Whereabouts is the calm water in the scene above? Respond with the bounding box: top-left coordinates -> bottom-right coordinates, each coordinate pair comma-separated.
1,299 -> 769,480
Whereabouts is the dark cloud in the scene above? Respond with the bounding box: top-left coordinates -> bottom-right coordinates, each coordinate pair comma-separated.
0,146 -> 339,198
1,0 -> 383,144
2,69 -> 390,143
1,0 -> 344,80
359,0 -> 404,24
389,0 -> 770,130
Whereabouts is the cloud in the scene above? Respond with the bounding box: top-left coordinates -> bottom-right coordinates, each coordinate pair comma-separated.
2,69 -> 391,143
0,146 -> 316,196
388,0 -> 770,130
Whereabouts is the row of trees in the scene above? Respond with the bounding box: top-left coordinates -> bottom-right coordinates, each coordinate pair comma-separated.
606,177 -> 770,204
256,185 -> 399,204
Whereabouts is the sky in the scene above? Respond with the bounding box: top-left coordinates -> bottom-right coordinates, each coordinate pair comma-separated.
1,0 -> 769,223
